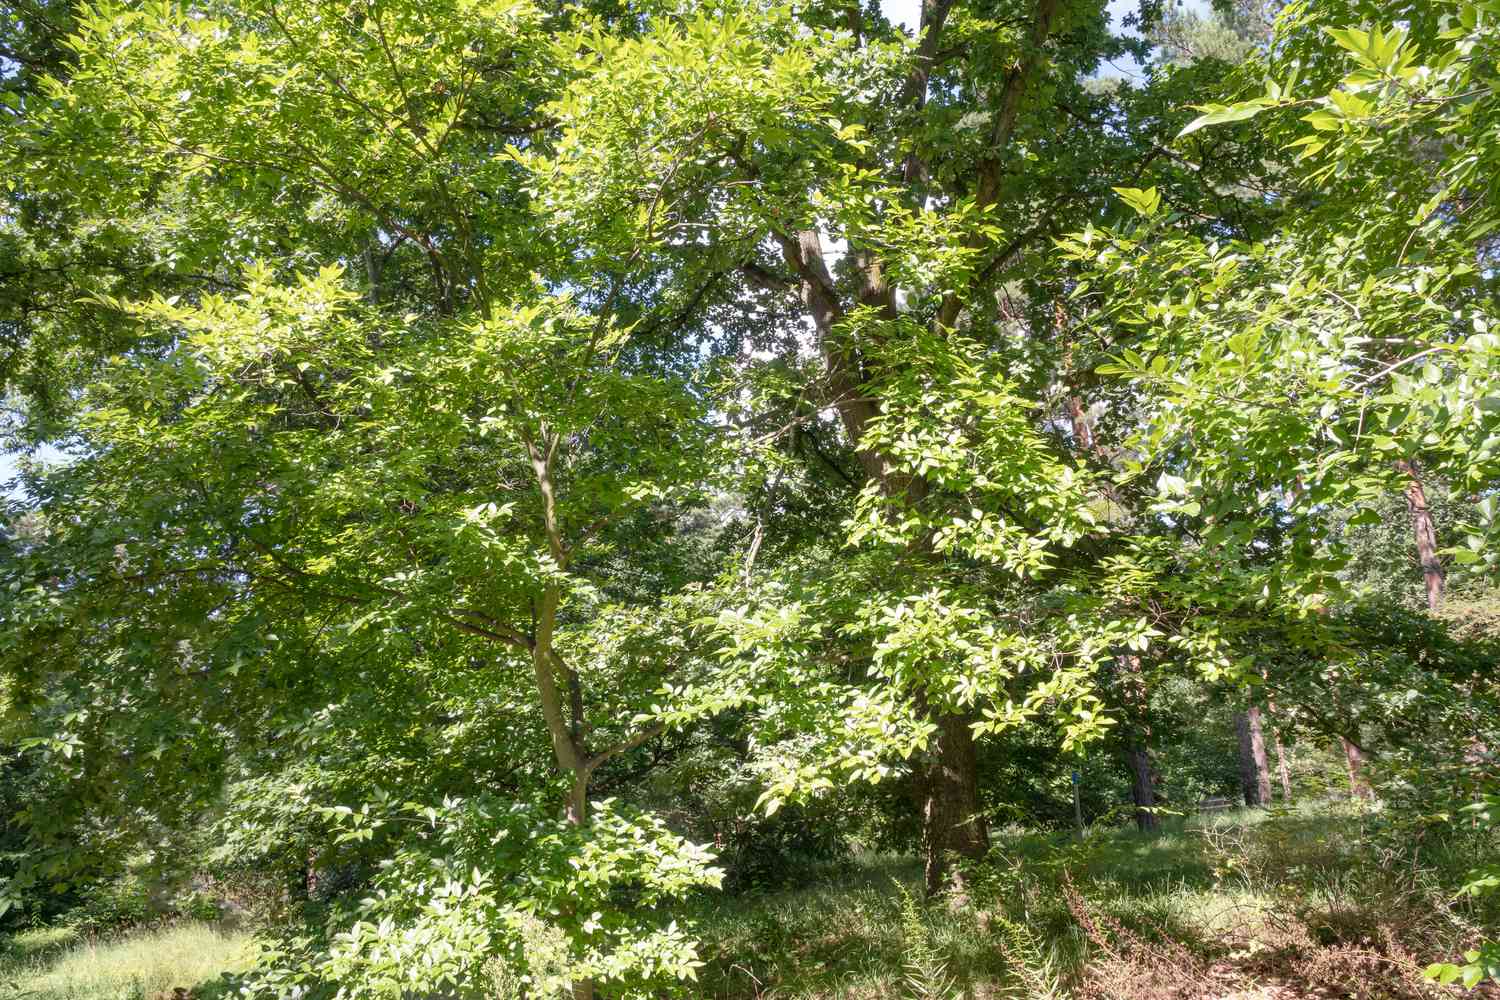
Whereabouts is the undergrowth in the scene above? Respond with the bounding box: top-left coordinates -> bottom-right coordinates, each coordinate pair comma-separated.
3,800 -> 1493,999
688,799 -> 1498,999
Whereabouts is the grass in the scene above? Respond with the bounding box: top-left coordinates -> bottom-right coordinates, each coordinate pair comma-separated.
0,922 -> 254,1000
686,798 -> 1496,999
3,799 -> 1492,999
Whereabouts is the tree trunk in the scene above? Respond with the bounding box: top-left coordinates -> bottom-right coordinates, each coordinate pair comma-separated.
363,239 -> 382,305
766,0 -> 1064,902
1341,737 -> 1373,801
921,713 -> 990,898
567,774 -> 589,826
1236,707 -> 1272,807
1396,460 -> 1444,612
1274,731 -> 1293,802
1113,654 -> 1157,833
1127,745 -> 1158,833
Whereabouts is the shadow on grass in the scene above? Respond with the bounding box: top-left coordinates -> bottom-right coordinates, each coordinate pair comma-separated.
688,801 -> 1386,999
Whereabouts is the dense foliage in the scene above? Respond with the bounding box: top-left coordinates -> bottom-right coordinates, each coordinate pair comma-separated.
1,0 -> 1497,995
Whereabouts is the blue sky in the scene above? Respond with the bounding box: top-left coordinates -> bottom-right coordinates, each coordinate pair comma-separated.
882,0 -> 1191,77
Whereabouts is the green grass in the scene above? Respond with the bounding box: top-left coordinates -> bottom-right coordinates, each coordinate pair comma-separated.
3,799 -> 1489,1000
0,922 -> 253,1000
686,797 -> 1490,999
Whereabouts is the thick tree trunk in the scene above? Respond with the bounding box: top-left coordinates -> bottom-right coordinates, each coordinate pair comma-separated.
1127,745 -> 1158,833
1341,737 -> 1373,801
921,713 -> 990,898
1113,654 -> 1158,833
1236,707 -> 1272,807
1396,460 -> 1444,612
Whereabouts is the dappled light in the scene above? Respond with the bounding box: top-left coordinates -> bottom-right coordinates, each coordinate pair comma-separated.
2,0 -> 1497,995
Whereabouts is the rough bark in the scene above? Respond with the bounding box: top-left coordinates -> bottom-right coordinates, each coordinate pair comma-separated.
1114,654 -> 1158,833
1236,706 -> 1272,807
1396,460 -> 1444,612
1341,737 -> 1374,801
922,713 -> 991,898
1127,746 -> 1158,833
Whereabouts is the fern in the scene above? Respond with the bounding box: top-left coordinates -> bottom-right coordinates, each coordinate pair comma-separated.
894,881 -> 961,1000
993,913 -> 1065,1000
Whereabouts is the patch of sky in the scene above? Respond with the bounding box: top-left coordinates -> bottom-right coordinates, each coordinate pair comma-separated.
880,0 -> 1211,80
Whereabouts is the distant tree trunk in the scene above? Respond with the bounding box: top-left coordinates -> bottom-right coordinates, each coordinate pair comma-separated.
1274,731 -> 1293,802
1396,460 -> 1444,612
295,849 -> 317,903
921,713 -> 990,898
1127,745 -> 1158,832
362,239 -> 382,305
1263,696 -> 1293,802
1341,737 -> 1374,801
1236,707 -> 1272,807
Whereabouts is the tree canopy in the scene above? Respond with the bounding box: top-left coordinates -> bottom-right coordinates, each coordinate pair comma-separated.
2,0 -> 1498,994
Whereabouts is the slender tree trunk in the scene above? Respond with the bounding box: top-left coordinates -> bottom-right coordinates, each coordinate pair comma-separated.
1341,737 -> 1373,801
363,239 -> 382,305
1236,707 -> 1272,807
1263,696 -> 1293,803
1274,731 -> 1293,802
1126,746 -> 1158,833
1396,460 -> 1444,612
922,713 -> 990,898
567,775 -> 590,826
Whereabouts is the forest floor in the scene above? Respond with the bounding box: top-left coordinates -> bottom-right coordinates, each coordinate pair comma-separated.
2,800 -> 1494,999
689,800 -> 1497,999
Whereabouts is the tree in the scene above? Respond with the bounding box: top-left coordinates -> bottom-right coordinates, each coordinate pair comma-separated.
1235,706 -> 1271,807
2,1 -> 744,993
6,0 -> 1500,991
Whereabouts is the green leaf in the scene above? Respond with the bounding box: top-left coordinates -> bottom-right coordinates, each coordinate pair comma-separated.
1178,98 -> 1277,138
1112,186 -> 1162,217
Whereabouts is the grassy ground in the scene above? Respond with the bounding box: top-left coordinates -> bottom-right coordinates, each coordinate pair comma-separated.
688,800 -> 1499,999
2,801 -> 1492,999
0,922 -> 253,1000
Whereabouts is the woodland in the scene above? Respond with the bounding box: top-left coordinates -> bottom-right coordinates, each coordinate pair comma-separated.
1,0 -> 1499,996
